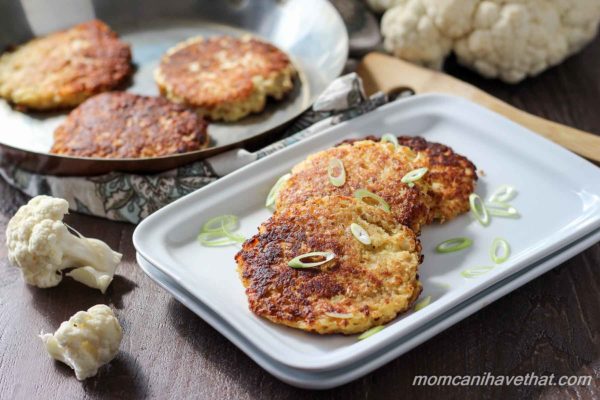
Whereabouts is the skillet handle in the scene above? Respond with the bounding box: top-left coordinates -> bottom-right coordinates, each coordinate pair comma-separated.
357,52 -> 600,164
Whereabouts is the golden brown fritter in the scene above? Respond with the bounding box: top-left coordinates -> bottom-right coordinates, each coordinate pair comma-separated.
51,92 -> 209,158
155,35 -> 296,121
276,140 -> 436,233
339,136 -> 478,222
0,20 -> 132,110
236,196 -> 422,335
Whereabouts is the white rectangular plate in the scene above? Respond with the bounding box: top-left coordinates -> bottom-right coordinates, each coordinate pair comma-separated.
136,224 -> 600,389
133,94 -> 600,372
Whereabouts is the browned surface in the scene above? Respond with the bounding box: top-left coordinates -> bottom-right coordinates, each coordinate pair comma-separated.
0,20 -> 132,110
277,140 -> 436,232
156,35 -> 294,108
340,136 -> 477,222
51,92 -> 209,158
236,196 -> 421,334
1,33 -> 600,400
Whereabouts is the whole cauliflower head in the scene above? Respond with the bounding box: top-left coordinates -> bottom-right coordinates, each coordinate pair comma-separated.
40,304 -> 123,380
5,195 -> 122,292
379,0 -> 600,83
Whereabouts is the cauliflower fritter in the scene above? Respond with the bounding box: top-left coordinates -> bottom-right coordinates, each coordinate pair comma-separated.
51,92 -> 209,158
276,140 -> 436,233
236,196 -> 422,335
338,136 -> 478,223
155,35 -> 296,121
0,20 -> 132,110
396,136 -> 477,222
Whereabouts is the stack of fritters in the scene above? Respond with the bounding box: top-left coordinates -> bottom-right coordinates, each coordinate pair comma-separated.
236,137 -> 477,335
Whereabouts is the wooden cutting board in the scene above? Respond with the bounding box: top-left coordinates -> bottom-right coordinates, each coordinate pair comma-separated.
357,52 -> 600,164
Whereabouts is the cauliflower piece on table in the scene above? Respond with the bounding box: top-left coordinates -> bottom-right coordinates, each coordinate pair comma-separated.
5,195 -> 122,292
40,305 -> 123,380
379,0 -> 600,83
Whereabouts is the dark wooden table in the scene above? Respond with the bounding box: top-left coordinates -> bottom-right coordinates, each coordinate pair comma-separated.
2,38 -> 600,400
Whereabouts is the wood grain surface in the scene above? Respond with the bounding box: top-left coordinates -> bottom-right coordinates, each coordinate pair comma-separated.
1,33 -> 600,400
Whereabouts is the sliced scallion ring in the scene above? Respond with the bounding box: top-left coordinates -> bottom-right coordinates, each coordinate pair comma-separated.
469,193 -> 490,226
354,189 -> 390,212
288,251 -> 335,269
324,312 -> 353,319
490,238 -> 510,264
201,215 -> 238,233
327,158 -> 346,187
358,325 -> 384,340
265,173 -> 291,209
401,167 -> 428,187
461,266 -> 494,279
198,231 -> 240,247
435,237 -> 473,253
414,296 -> 432,311
350,223 -> 371,245
489,185 -> 517,203
221,225 -> 246,244
381,133 -> 399,149
485,202 -> 520,218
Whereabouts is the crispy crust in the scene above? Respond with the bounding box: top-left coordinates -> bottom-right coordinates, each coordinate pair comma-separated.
51,92 -> 209,158
236,196 -> 422,335
0,20 -> 132,110
338,136 -> 478,222
276,140 -> 436,233
155,35 -> 296,121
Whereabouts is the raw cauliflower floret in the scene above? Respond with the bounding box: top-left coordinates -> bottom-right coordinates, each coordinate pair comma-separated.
39,305 -> 123,380
5,195 -> 121,292
379,0 -> 600,83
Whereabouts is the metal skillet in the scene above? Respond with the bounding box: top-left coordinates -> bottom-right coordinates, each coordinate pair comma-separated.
0,0 -> 348,176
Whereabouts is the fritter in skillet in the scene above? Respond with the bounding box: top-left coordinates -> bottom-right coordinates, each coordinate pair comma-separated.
339,136 -> 478,222
276,140 -> 436,233
0,20 -> 132,110
155,35 -> 296,122
51,92 -> 209,158
236,196 -> 422,335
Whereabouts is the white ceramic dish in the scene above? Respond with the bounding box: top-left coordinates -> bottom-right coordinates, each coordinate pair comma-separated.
133,94 -> 600,372
136,224 -> 600,389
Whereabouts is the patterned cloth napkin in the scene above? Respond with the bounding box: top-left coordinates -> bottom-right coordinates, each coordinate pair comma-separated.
0,74 -> 388,223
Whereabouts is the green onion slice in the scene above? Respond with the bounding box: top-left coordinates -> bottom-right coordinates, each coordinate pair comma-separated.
324,312 -> 353,319
381,133 -> 399,149
201,215 -> 238,233
469,193 -> 490,226
265,173 -> 291,209
435,237 -> 473,253
327,158 -> 346,187
486,202 -> 520,218
461,266 -> 494,279
198,231 -> 240,247
358,326 -> 384,340
221,225 -> 245,243
354,189 -> 391,212
401,167 -> 428,188
414,296 -> 432,311
489,185 -> 517,203
350,223 -> 371,245
288,251 -> 335,269
490,238 -> 510,264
